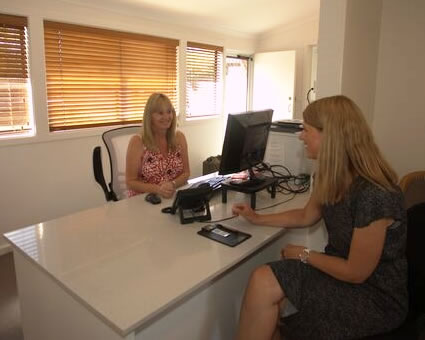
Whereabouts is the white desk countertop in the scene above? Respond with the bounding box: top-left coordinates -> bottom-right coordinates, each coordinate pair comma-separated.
4,190 -> 309,337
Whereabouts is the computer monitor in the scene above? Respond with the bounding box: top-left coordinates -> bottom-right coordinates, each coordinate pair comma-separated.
219,109 -> 273,183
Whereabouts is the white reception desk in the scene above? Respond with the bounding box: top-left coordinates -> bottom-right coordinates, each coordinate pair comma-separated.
4,186 -> 309,340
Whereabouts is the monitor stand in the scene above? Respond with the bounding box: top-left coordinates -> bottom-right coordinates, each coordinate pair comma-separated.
221,169 -> 277,209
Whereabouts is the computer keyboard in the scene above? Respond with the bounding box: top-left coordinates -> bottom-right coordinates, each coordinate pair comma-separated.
206,176 -> 227,188
190,175 -> 227,190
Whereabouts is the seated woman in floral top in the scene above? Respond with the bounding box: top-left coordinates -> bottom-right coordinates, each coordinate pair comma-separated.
126,93 -> 190,198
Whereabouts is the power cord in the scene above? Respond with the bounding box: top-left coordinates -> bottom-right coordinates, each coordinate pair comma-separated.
208,163 -> 310,223
255,162 -> 310,194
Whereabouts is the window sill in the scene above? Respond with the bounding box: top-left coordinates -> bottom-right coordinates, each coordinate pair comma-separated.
0,124 -> 138,147
0,116 -> 222,147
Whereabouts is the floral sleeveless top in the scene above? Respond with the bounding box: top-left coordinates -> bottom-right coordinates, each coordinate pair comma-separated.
127,144 -> 184,197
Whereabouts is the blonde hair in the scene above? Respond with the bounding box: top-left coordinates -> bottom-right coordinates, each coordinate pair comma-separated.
142,93 -> 177,151
303,95 -> 398,205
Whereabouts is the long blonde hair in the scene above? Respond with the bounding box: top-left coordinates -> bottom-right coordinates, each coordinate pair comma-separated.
304,95 -> 398,205
142,93 -> 177,151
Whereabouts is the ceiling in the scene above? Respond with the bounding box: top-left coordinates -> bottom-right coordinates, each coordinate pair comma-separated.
65,0 -> 320,36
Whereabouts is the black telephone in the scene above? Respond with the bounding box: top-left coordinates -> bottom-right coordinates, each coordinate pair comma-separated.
163,185 -> 213,224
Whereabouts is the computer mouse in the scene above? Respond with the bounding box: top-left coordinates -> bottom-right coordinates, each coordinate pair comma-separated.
145,193 -> 161,205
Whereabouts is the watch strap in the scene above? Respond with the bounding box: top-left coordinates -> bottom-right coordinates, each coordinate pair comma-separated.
299,248 -> 310,263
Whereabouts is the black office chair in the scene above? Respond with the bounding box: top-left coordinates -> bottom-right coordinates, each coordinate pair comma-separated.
93,125 -> 141,201
360,171 -> 425,340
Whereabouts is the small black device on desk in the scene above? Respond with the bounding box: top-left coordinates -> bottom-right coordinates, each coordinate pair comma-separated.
198,224 -> 251,247
162,185 -> 212,224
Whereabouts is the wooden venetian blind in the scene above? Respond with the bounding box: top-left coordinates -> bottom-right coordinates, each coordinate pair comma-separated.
44,21 -> 178,131
186,42 -> 223,118
0,13 -> 31,136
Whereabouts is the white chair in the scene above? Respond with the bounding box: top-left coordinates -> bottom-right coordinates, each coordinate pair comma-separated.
93,125 -> 141,201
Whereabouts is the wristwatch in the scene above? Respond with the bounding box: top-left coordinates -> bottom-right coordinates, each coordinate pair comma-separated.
299,248 -> 311,264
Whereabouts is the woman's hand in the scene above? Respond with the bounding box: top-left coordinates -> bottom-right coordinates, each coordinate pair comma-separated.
232,203 -> 259,224
158,181 -> 175,198
281,244 -> 307,260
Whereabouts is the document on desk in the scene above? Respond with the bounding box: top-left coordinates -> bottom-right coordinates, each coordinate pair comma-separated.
198,224 -> 251,247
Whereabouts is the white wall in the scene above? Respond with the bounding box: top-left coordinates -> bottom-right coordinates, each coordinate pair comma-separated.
316,0 -> 383,122
0,0 -> 256,252
315,0 -> 347,99
256,17 -> 319,119
341,0 -> 382,123
372,0 -> 425,177
309,0 -> 425,250
317,0 -> 425,178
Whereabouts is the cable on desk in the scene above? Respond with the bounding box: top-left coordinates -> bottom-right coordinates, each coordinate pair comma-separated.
209,214 -> 238,224
255,162 -> 311,195
208,164 -> 308,223
255,193 -> 296,212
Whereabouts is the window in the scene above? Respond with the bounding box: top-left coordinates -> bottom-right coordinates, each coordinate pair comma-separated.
185,42 -> 223,118
0,13 -> 33,137
224,55 -> 249,114
44,21 -> 178,131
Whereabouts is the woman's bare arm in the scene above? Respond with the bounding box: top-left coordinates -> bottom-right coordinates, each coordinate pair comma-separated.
283,218 -> 393,283
232,194 -> 322,228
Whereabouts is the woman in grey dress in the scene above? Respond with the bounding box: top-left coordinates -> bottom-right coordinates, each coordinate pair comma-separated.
232,95 -> 408,340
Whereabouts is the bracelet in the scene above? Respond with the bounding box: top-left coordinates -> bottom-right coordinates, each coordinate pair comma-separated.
299,248 -> 310,264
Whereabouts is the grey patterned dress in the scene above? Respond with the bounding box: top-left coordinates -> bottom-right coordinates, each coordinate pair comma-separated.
269,177 -> 408,340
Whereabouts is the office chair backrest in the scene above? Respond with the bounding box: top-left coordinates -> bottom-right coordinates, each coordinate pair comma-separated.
399,171 -> 425,209
358,173 -> 425,339
102,125 -> 141,200
406,202 -> 425,320
402,171 -> 425,338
